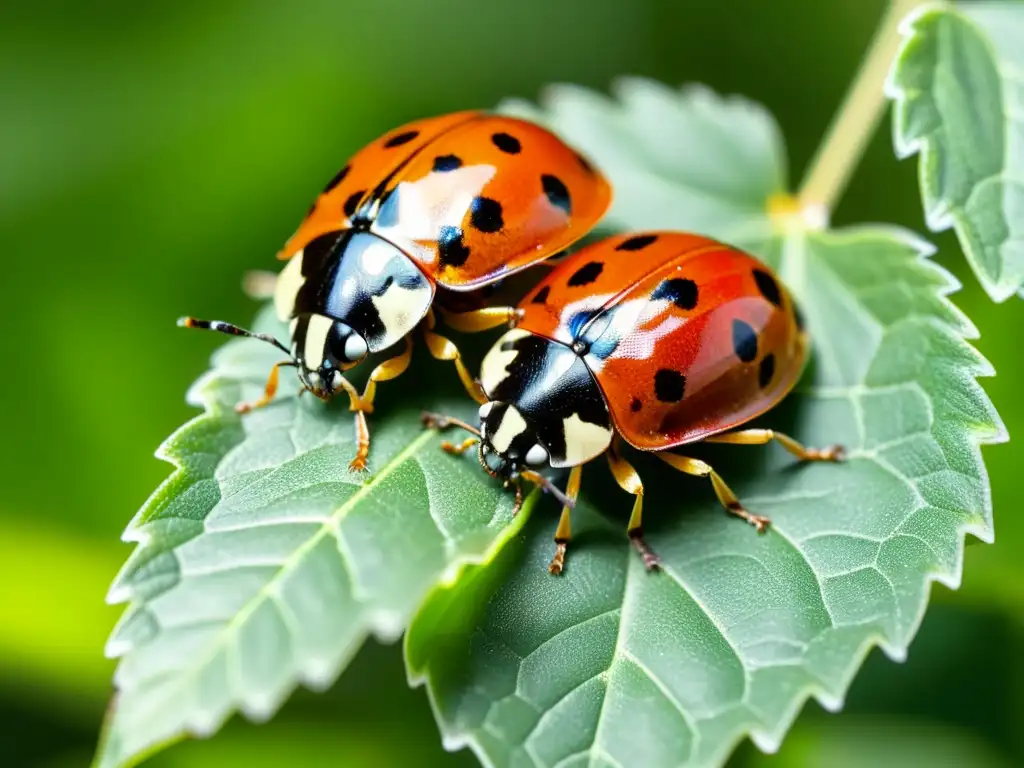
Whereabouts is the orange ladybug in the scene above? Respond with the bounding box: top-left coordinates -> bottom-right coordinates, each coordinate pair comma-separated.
179,112 -> 611,470
424,231 -> 844,573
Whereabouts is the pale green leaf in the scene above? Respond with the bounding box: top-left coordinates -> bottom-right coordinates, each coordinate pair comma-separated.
95,313 -> 530,768
407,81 -> 1005,768
887,2 -> 1024,301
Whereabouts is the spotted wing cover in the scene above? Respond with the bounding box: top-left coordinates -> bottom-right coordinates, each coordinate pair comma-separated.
518,232 -> 808,450
277,111 -> 480,260
367,116 -> 611,290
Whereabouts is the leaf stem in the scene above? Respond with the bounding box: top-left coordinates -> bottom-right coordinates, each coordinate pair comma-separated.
798,0 -> 923,215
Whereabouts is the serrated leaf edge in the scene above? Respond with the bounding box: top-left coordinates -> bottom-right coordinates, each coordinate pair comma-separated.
885,2 -> 1023,301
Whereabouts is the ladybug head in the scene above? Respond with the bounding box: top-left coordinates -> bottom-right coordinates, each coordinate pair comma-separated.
477,400 -> 550,479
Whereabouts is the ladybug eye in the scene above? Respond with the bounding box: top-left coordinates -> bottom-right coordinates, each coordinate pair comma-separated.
525,443 -> 548,466
342,334 -> 368,361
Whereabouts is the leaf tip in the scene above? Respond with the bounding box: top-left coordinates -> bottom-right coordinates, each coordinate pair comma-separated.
104,636 -> 131,659
105,583 -> 132,607
368,608 -> 406,643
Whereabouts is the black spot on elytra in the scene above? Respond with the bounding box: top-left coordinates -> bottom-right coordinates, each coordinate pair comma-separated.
532,285 -> 551,304
630,397 -> 642,412
384,130 -> 419,148
437,225 -> 471,268
568,261 -> 603,287
616,234 -> 658,251
343,190 -> 365,219
432,154 -> 462,172
470,197 -> 504,233
542,174 -> 571,215
652,277 -> 698,310
654,369 -> 686,403
491,132 -> 521,154
323,164 -> 350,194
732,319 -> 758,363
759,353 -> 775,388
753,269 -> 782,307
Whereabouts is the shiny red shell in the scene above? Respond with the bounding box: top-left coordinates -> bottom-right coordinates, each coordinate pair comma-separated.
517,231 -> 808,450
278,112 -> 611,290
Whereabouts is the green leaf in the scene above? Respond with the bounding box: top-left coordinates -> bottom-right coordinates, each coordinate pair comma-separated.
888,3 -> 1024,302
407,79 -> 1005,767
95,312 -> 531,768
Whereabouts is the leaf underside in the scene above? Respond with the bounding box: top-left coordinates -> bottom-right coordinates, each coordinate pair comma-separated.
99,77 -> 1004,768
888,3 -> 1024,302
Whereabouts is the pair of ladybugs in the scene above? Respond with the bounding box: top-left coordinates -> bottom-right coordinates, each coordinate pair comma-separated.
181,111 -> 843,574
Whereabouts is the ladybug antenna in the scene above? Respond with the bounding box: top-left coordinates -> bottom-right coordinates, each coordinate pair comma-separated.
177,317 -> 293,359
520,469 -> 576,509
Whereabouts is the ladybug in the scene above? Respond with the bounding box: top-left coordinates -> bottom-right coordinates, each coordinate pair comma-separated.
424,231 -> 844,573
179,111 -> 611,470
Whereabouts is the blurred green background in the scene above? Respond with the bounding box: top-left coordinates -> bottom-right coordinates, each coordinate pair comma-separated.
3,0 -> 1022,766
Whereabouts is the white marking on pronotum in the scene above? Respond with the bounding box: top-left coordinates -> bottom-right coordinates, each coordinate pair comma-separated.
274,249 -> 305,321
478,402 -> 494,421
479,328 -> 530,393
304,313 -> 334,368
561,413 -> 613,466
370,280 -> 432,347
489,406 -> 528,453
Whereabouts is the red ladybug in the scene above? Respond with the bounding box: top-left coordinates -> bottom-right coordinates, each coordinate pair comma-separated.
425,231 -> 844,573
179,112 -> 611,470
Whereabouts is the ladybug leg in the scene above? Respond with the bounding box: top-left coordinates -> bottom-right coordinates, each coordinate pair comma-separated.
350,411 -> 371,473
420,412 -> 481,436
704,429 -> 845,462
606,441 -> 659,571
355,336 -> 414,414
656,454 -> 771,534
437,306 -> 522,333
441,436 -> 480,455
235,360 -> 294,414
423,310 -> 488,404
547,465 -> 582,576
342,337 -> 413,472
